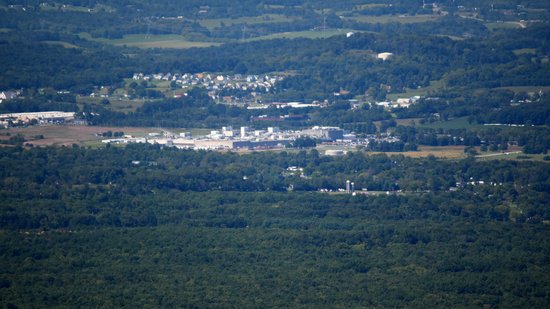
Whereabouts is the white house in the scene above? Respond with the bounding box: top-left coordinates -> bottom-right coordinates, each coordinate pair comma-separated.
377,52 -> 394,61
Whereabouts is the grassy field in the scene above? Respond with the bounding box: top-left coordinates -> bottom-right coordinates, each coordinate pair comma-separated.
386,79 -> 446,101
76,96 -> 148,113
248,28 -> 362,41
317,143 -> 468,159
417,117 -> 481,130
370,146 -> 467,159
346,14 -> 440,24
352,4 -> 387,11
484,21 -> 524,31
394,118 -> 422,126
199,14 -> 300,31
42,40 -> 80,49
476,150 -> 549,162
39,4 -> 91,13
2,126 -> 211,147
39,3 -> 115,13
495,85 -> 550,93
513,48 -> 537,55
80,33 -> 221,49
77,78 -> 193,113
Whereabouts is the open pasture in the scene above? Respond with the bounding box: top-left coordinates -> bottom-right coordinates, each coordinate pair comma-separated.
81,33 -> 220,49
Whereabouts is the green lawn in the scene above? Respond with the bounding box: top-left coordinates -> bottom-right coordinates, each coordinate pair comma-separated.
248,28 -> 362,41
418,117 -> 481,130
484,21 -> 523,31
386,79 -> 446,101
77,96 -> 148,113
513,48 -> 537,55
39,4 -> 91,13
352,4 -> 387,11
495,85 -> 550,93
476,151 -> 550,162
347,14 -> 440,24
39,3 -> 115,13
199,14 -> 300,31
80,33 -> 221,49
42,40 -> 80,49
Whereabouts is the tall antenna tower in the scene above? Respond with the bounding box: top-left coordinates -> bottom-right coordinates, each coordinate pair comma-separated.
241,25 -> 247,41
322,11 -> 327,35
146,20 -> 151,38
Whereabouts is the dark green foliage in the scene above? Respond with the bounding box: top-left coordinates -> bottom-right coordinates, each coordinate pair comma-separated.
0,1 -> 549,306
0,145 -> 549,307
290,136 -> 317,148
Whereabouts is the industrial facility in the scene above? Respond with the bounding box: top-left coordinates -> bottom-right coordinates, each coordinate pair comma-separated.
102,124 -> 402,152
0,111 -> 76,127
103,125 -> 348,150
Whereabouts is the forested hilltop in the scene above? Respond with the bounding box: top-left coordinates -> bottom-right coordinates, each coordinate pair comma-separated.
1,0 -> 550,308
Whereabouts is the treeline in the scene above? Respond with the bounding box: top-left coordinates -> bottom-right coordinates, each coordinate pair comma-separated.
393,124 -> 550,154
0,2 -> 492,42
0,144 -> 549,307
0,33 -> 134,92
2,191 -> 549,308
2,20 -> 550,101
396,88 -> 550,126
0,144 -> 548,221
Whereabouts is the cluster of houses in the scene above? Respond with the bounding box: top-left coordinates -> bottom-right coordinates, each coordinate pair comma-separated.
0,91 -> 20,103
132,72 -> 285,102
376,96 -> 422,109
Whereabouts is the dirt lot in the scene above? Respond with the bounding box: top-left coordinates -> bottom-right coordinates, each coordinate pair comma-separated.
0,125 -> 163,147
369,146 -> 467,159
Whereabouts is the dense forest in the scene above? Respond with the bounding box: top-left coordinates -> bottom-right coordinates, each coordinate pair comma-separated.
1,0 -> 550,307
0,145 -> 549,307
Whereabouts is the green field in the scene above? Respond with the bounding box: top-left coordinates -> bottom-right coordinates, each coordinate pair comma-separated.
80,33 -> 221,49
39,3 -> 115,13
513,48 -> 537,55
476,151 -> 550,162
352,4 -> 387,10
248,28 -> 362,41
346,14 -> 440,24
386,79 -> 446,101
77,96 -> 148,113
39,4 -> 91,13
42,40 -> 80,49
495,85 -> 550,93
484,21 -> 524,31
418,117 -> 481,130
199,14 -> 300,31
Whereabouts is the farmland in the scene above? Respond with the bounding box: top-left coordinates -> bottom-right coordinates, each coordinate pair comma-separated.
247,28 -> 362,41
198,14 -> 301,31
80,33 -> 221,49
346,14 -> 441,24
0,126 -> 205,147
